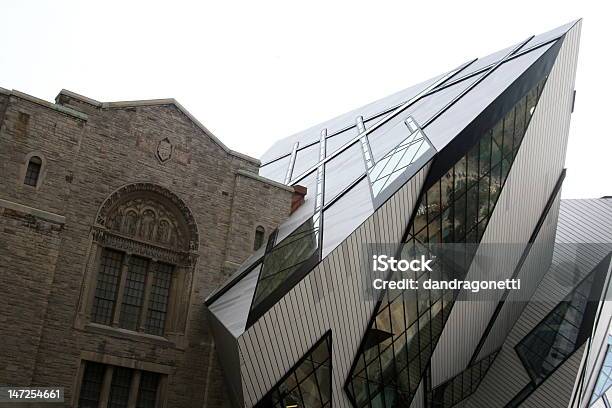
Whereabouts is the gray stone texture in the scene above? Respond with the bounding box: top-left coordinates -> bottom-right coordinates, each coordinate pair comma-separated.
0,90 -> 292,407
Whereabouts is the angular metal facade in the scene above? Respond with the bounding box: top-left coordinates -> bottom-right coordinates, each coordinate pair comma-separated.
206,20 -> 611,408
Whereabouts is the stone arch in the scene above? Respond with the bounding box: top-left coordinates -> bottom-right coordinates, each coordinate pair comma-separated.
95,183 -> 199,252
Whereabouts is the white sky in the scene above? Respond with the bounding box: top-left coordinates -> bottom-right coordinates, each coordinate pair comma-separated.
1,1 -> 609,199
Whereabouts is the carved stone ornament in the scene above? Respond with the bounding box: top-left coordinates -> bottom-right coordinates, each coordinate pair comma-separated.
156,137 -> 173,163
96,183 -> 199,252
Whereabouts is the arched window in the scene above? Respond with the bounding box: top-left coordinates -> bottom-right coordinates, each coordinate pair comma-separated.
254,225 -> 265,250
83,183 -> 199,339
24,156 -> 42,186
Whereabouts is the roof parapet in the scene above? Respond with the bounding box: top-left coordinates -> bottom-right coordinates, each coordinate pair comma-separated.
56,89 -> 259,165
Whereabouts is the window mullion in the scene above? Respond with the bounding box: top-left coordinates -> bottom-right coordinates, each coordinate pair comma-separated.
139,261 -> 157,332
113,254 -> 132,327
98,366 -> 114,408
127,370 -> 142,408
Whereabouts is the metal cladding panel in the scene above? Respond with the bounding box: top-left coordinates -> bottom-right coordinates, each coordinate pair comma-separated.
467,211 -> 610,406
259,75 -> 445,164
475,189 -> 561,360
409,382 -> 425,408
576,298 -> 612,408
236,164 -> 430,407
520,343 -> 587,408
209,265 -> 260,337
209,311 -> 245,407
423,41 -> 554,152
429,20 -> 582,388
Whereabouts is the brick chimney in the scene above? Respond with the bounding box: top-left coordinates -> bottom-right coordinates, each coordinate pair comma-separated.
291,185 -> 307,214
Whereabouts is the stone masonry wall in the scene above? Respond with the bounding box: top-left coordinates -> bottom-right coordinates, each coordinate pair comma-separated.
0,89 -> 292,407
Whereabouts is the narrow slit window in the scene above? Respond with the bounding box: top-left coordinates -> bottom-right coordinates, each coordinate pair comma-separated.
254,226 -> 265,250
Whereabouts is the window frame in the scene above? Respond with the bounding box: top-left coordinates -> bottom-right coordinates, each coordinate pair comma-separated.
253,225 -> 266,250
89,248 -> 176,338
74,358 -> 168,408
21,152 -> 46,189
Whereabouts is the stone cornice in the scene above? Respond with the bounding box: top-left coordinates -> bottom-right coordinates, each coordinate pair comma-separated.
0,197 -> 65,224
0,88 -> 87,120
236,169 -> 294,192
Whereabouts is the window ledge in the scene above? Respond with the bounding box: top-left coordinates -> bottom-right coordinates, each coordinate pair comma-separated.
84,322 -> 179,348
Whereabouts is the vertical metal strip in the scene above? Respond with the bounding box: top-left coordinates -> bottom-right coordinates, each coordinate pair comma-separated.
284,142 -> 299,184
357,116 -> 374,171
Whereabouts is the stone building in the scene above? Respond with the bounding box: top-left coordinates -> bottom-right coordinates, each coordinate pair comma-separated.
0,87 -> 295,407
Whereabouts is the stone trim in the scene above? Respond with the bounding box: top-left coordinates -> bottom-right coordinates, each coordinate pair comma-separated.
0,197 -> 65,224
80,350 -> 174,375
83,323 -> 180,350
56,89 -> 259,165
2,89 -> 87,120
236,169 -> 295,192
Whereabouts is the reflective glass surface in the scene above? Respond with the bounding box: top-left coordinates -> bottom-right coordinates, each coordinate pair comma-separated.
251,214 -> 319,312
346,77 -> 546,408
591,339 -> 612,406
516,270 -> 600,384
255,332 -> 332,408
428,351 -> 498,407
369,117 -> 434,198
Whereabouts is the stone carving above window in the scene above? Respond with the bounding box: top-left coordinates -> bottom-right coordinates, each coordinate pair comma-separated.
96,183 -> 199,252
107,197 -> 183,248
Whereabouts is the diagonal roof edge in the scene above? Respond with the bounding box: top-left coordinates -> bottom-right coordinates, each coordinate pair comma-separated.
55,89 -> 259,165
0,87 -> 88,120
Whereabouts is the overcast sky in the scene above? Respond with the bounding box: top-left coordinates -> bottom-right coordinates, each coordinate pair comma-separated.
1,1 -> 609,199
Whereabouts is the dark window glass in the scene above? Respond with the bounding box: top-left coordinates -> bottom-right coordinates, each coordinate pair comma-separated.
254,332 -> 332,408
119,256 -> 148,330
254,226 -> 265,251
108,367 -> 132,408
136,371 -> 160,408
145,263 -> 173,336
78,363 -> 161,408
516,264 -> 604,385
428,351 -> 499,407
92,249 -> 124,325
251,217 -> 319,312
24,156 -> 42,186
346,77 -> 548,407
78,362 -> 106,408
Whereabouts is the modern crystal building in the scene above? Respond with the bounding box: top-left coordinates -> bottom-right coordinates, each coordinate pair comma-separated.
206,20 -> 612,407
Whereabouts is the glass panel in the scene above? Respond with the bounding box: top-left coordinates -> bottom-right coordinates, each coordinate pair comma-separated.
516,271 -> 599,384
347,76 -> 548,406
136,371 -> 160,408
255,333 -> 332,408
252,217 -> 319,311
368,119 -> 434,198
92,249 -> 124,325
78,362 -> 106,408
119,256 -> 148,331
429,351 -> 499,407
145,263 -> 173,336
108,367 -> 133,408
